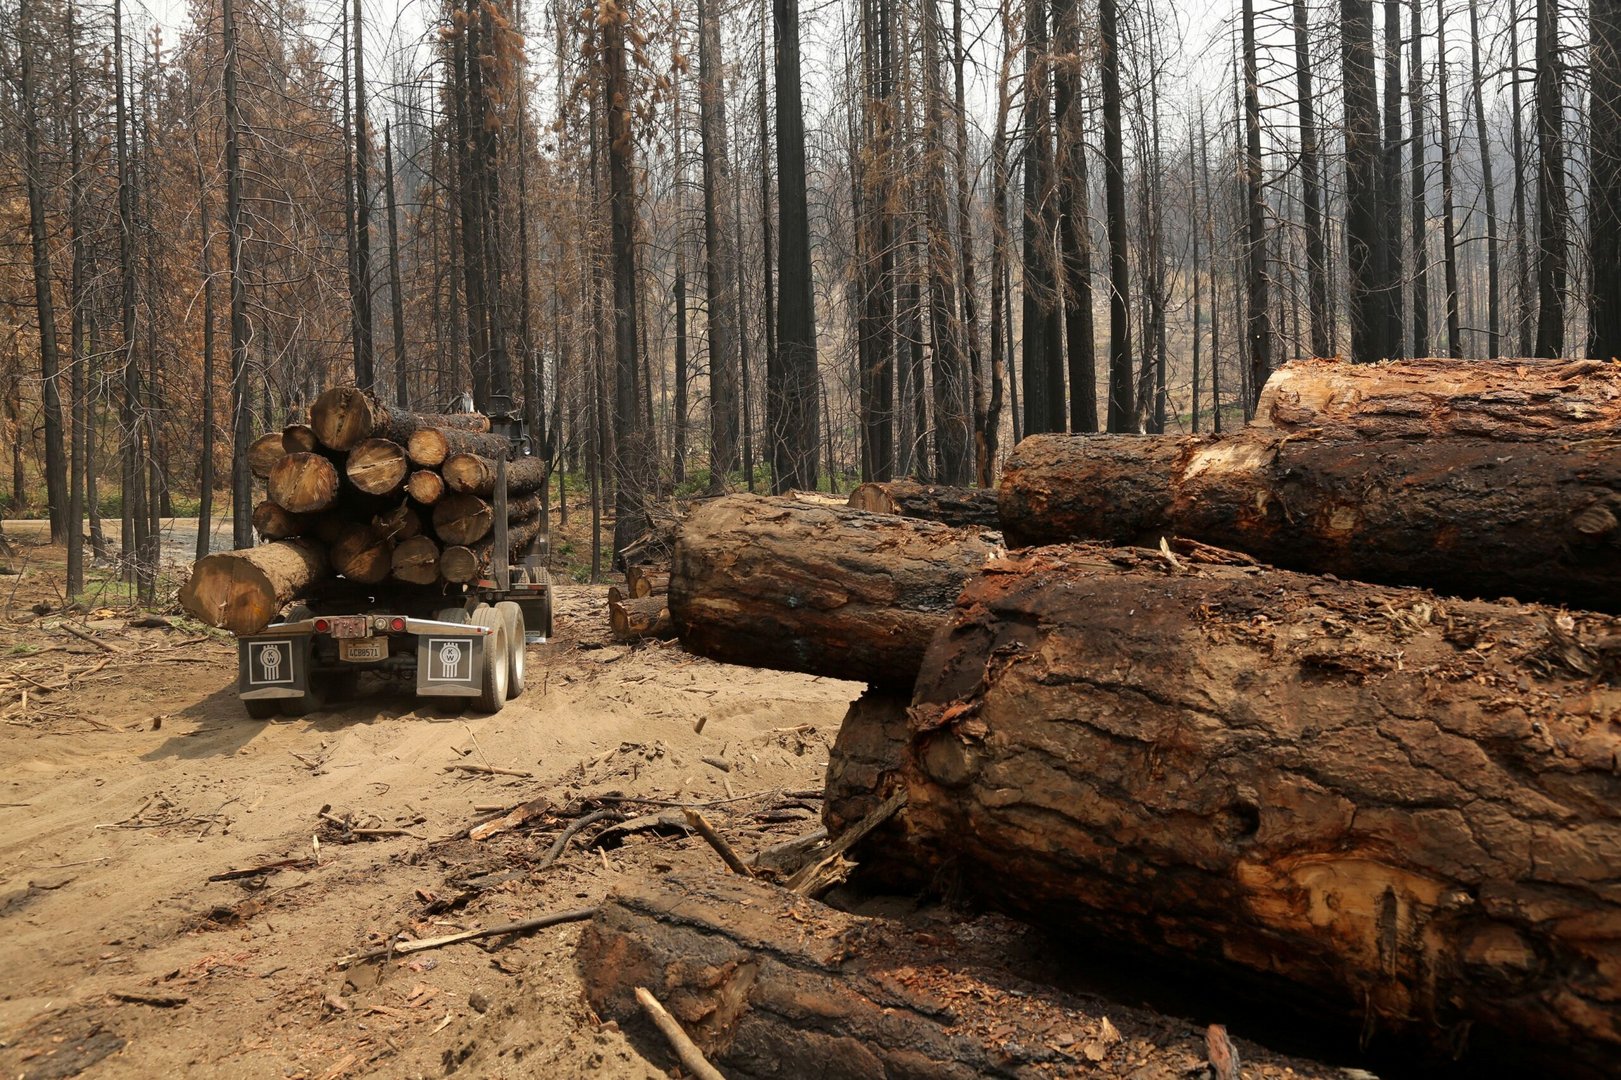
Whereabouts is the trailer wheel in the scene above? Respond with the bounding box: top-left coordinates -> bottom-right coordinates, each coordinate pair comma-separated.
278,673 -> 331,717
470,607 -> 508,714
496,601 -> 525,697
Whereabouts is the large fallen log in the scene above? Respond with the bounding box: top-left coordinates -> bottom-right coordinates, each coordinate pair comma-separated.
999,432 -> 1621,609
669,495 -> 1004,689
828,544 -> 1621,1075
847,479 -> 1001,527
441,452 -> 549,497
309,385 -> 491,451
579,872 -> 1342,1080
1253,356 -> 1621,440
178,539 -> 330,634
267,452 -> 341,514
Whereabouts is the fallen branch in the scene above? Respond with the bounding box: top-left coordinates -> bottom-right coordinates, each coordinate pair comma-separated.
61,624 -> 121,654
785,789 -> 906,894
535,808 -> 623,870
336,906 -> 597,967
207,858 -> 314,882
110,989 -> 189,1007
681,810 -> 755,877
634,986 -> 728,1080
469,795 -> 553,842
446,763 -> 533,779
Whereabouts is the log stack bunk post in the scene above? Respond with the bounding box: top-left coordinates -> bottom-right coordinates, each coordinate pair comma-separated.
597,358 -> 1621,1078
180,385 -> 547,634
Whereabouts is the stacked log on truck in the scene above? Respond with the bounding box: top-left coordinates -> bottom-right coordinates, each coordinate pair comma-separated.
180,386 -> 546,635
648,359 -> 1621,1077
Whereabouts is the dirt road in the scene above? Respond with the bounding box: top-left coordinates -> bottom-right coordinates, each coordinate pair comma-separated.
0,569 -> 861,1079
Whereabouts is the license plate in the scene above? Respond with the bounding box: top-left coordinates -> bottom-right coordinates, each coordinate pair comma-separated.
329,616 -> 368,639
340,638 -> 387,663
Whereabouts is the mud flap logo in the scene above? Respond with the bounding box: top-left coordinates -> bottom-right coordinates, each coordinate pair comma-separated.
426,637 -> 473,683
247,640 -> 294,685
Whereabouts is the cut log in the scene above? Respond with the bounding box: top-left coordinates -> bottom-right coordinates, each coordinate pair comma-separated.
609,595 -> 673,641
847,479 -> 1001,528
627,568 -> 669,598
669,495 -> 1004,689
344,438 -> 409,495
1000,432 -> 1621,610
438,517 -> 544,584
406,427 -> 514,468
406,469 -> 444,506
309,385 -> 491,451
579,872 -> 1344,1080
329,524 -> 394,585
1253,356 -> 1621,440
431,492 -> 542,546
247,432 -> 287,479
441,452 -> 549,497
178,540 -> 329,634
281,423 -> 318,454
372,503 -> 422,542
251,499 -> 312,541
828,544 -> 1621,1075
390,535 -> 440,586
267,452 -> 341,514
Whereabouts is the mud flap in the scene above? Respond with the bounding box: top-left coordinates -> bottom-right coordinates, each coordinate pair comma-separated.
238,634 -> 313,701
416,632 -> 484,697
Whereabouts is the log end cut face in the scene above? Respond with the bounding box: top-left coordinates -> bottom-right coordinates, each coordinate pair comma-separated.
310,385 -> 378,451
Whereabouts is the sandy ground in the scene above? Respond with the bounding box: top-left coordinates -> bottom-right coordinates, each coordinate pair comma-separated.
0,538 -> 863,1079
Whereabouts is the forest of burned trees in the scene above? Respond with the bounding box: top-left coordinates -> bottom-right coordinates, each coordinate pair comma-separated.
1,0 -> 1619,583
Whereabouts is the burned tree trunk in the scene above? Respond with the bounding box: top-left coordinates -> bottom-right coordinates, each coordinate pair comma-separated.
828,545 -> 1621,1076
1000,432 -> 1621,610
847,480 -> 1003,528
179,540 -> 330,634
1253,357 -> 1621,439
581,873 -> 1345,1079
670,495 -> 1003,688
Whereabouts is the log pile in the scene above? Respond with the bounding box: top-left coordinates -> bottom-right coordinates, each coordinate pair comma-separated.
607,564 -> 676,642
180,385 -> 546,634
655,359 -> 1621,1075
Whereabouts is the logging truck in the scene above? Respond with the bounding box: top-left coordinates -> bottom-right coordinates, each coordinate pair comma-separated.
231,402 -> 553,719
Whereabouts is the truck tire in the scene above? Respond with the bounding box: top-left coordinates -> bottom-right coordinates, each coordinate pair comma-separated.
496,601 -> 525,697
278,672 -> 331,717
470,606 -> 508,714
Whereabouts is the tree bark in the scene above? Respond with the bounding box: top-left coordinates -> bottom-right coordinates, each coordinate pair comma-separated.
442,453 -> 549,497
698,0 -> 741,491
1436,0 -> 1463,358
579,872 -> 1346,1080
1292,0 -> 1329,359
1253,357 -> 1621,439
828,544 -> 1621,1077
179,540 -> 330,634
846,479 -> 1000,527
268,454 -> 341,514
1468,0 -> 1501,358
310,385 -> 490,452
1409,0 -> 1431,357
406,427 -> 514,468
1000,430 -> 1621,609
223,0 -> 253,548
1242,0 -> 1273,398
670,495 -> 1003,688
1101,0 -> 1132,429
